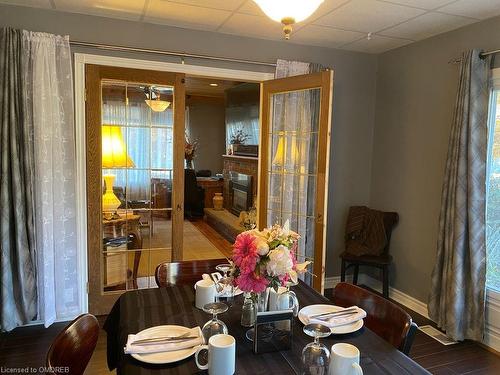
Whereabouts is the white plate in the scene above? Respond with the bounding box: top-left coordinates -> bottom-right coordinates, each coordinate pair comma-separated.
298,304 -> 364,335
130,325 -> 199,364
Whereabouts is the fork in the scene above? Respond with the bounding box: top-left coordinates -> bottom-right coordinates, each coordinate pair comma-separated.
131,331 -> 193,345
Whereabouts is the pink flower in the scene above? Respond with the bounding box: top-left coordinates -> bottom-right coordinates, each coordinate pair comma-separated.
236,271 -> 269,293
232,232 -> 259,274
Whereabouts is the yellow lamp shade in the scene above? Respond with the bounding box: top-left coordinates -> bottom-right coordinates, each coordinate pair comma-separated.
102,125 -> 135,168
272,136 -> 286,166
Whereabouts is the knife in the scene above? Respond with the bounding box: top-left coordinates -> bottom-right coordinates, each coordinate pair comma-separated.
131,335 -> 198,345
308,307 -> 358,319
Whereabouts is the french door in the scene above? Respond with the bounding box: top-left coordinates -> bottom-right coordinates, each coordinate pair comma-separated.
85,65 -> 185,314
258,70 -> 334,293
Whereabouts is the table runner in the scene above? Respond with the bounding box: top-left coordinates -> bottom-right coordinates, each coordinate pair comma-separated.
104,281 -> 430,374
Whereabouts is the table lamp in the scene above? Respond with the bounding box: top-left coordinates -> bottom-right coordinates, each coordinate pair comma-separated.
102,125 -> 135,218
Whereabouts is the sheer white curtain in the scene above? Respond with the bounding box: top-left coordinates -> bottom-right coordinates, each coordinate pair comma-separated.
102,100 -> 174,200
269,59 -> 320,286
23,31 -> 80,326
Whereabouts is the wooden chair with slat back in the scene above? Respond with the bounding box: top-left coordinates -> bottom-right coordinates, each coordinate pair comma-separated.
333,282 -> 417,355
340,210 -> 399,298
46,313 -> 99,375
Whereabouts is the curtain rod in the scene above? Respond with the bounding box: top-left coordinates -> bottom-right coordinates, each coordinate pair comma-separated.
69,40 -> 277,67
481,48 -> 500,58
450,48 -> 500,64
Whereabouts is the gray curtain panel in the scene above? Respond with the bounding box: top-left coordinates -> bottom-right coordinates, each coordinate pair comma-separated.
0,27 -> 38,331
428,50 -> 491,341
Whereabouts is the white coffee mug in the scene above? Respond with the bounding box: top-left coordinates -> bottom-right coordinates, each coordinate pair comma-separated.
328,343 -> 363,375
195,334 -> 236,375
195,279 -> 215,309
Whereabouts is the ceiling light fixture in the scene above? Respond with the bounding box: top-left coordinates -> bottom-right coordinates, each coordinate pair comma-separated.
253,0 -> 324,40
210,83 -> 219,87
144,87 -> 170,112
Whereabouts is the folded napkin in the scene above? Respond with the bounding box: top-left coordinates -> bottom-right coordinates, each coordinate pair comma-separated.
124,327 -> 204,354
305,306 -> 366,328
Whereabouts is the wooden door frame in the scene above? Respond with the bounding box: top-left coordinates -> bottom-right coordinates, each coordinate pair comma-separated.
85,64 -> 185,314
257,70 -> 334,293
75,53 -> 274,314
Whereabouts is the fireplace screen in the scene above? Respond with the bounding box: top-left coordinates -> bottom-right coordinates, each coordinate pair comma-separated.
229,172 -> 252,215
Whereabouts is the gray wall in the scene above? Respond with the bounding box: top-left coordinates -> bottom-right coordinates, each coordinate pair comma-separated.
371,15 -> 500,302
187,99 -> 226,174
0,4 -> 378,278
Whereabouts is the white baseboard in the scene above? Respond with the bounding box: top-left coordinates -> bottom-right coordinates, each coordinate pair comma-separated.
324,273 -> 500,352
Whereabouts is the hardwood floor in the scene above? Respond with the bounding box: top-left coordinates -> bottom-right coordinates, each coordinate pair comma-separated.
1,291 -> 499,374
190,217 -> 233,258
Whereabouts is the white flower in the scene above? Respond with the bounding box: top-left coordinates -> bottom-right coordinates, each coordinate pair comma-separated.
255,238 -> 269,256
266,245 -> 293,277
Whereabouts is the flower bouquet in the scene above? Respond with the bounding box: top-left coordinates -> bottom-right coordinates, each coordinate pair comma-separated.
231,221 -> 310,294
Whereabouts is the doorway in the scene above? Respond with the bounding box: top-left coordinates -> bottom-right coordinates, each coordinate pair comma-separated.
79,56 -> 332,315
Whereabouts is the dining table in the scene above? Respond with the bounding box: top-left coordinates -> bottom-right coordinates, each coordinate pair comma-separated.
103,259 -> 431,374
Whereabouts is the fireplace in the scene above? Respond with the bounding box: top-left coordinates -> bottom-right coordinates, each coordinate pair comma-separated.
228,172 -> 252,216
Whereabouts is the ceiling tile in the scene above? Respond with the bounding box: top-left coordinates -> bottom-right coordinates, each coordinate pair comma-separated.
314,0 -> 426,33
236,0 -> 264,16
380,11 -> 476,40
0,0 -> 52,8
378,0 -> 453,10
342,34 -> 413,53
219,13 -> 284,41
145,0 -> 231,31
291,24 -> 365,48
438,0 -> 500,20
162,0 -> 246,12
54,0 -> 145,20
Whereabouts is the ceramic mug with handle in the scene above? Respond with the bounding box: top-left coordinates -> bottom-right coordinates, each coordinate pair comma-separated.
195,334 -> 235,375
195,279 -> 215,309
328,343 -> 363,375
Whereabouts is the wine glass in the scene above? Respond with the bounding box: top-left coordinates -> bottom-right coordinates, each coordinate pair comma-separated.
277,282 -> 299,316
301,323 -> 331,375
201,302 -> 229,342
215,263 -> 232,277
214,264 -> 234,306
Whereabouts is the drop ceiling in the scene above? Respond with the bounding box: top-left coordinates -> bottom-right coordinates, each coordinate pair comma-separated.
3,0 -> 500,53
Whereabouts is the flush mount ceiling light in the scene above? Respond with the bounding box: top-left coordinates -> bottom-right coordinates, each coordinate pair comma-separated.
209,83 -> 219,87
253,0 -> 324,39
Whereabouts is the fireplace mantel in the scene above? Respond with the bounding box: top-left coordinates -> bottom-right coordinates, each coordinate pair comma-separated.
222,154 -> 258,162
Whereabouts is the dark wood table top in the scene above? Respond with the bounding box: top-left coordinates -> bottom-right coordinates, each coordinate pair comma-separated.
104,259 -> 430,375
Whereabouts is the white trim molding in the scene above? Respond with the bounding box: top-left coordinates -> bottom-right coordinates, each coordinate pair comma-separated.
485,288 -> 500,352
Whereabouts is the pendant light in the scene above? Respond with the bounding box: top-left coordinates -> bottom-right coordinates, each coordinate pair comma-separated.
253,0 -> 324,39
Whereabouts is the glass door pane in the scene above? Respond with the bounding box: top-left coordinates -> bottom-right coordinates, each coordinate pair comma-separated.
267,88 -> 321,287
101,81 -> 174,292
259,71 -> 333,292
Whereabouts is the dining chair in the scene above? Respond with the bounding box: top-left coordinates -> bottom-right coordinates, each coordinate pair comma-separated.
46,313 -> 99,375
340,209 -> 399,298
332,282 -> 418,355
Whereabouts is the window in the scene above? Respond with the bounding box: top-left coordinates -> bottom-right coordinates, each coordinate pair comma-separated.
486,69 -> 500,290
